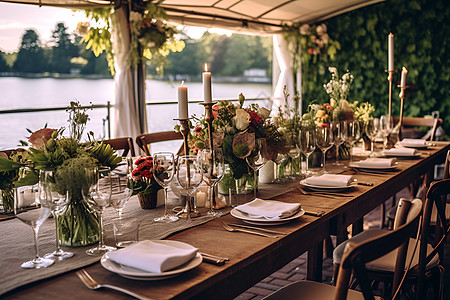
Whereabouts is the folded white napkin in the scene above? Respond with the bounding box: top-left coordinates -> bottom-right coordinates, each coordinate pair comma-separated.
304,174 -> 353,187
235,199 -> 301,220
107,240 -> 198,273
354,158 -> 397,168
401,138 -> 426,145
383,148 -> 418,156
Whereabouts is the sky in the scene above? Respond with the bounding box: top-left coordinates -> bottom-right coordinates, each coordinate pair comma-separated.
0,3 -> 229,53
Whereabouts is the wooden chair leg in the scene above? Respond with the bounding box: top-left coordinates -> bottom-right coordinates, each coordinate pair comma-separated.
324,236 -> 334,258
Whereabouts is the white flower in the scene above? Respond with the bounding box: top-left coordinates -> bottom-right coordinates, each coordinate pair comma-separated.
328,67 -> 338,75
320,33 -> 329,44
316,24 -> 327,36
257,107 -> 271,119
342,73 -> 350,81
341,84 -> 348,93
76,22 -> 90,37
129,11 -> 143,23
299,24 -> 311,35
234,109 -> 251,131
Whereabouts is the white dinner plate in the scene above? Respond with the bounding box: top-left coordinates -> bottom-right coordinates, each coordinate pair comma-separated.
380,152 -> 421,158
299,179 -> 357,191
230,207 -> 305,226
396,142 -> 431,149
100,240 -> 202,280
349,161 -> 398,171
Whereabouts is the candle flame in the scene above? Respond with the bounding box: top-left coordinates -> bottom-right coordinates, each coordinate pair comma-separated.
389,32 -> 394,37
204,63 -> 208,72
402,66 -> 408,73
181,80 -> 184,87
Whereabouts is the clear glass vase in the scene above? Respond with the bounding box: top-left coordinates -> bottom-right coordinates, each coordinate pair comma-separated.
0,187 -> 14,214
218,164 -> 256,195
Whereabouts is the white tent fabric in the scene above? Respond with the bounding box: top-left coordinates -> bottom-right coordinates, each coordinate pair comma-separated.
272,34 -> 295,110
110,7 -> 142,139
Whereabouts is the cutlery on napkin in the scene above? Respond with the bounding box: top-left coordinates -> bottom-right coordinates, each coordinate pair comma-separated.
353,158 -> 397,168
303,174 -> 354,187
235,199 -> 301,220
106,240 -> 198,273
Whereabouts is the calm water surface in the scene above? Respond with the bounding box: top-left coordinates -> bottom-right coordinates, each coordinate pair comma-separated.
0,77 -> 272,152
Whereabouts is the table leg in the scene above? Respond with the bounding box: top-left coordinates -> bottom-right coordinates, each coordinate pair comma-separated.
352,218 -> 363,236
307,241 -> 323,281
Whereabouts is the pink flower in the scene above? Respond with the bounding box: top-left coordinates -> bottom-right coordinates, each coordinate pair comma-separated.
28,128 -> 57,150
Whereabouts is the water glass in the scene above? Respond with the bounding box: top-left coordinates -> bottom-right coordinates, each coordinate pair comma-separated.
113,220 -> 139,248
346,120 -> 361,162
200,148 -> 225,217
153,152 -> 178,223
176,155 -> 203,220
109,157 -> 134,220
298,122 -> 316,176
365,118 -> 379,156
246,138 -> 268,200
331,121 -> 346,166
315,125 -> 333,174
380,115 -> 394,150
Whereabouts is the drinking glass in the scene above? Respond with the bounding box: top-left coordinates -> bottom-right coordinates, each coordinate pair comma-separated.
380,115 -> 394,150
83,166 -> 115,255
14,167 -> 53,269
315,125 -> 333,174
39,170 -> 74,261
176,155 -> 203,220
153,152 -> 178,223
246,138 -> 268,200
286,132 -> 300,178
346,120 -> 361,162
273,152 -> 288,183
200,148 -> 225,217
298,123 -> 316,176
365,118 -> 379,156
331,121 -> 346,166
109,157 -> 134,220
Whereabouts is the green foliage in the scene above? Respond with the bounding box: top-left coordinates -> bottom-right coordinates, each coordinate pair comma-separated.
303,0 -> 450,135
50,22 -> 79,73
13,29 -> 46,73
0,50 -> 10,72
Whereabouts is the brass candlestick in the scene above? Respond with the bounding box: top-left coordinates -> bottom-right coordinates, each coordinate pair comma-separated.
397,85 -> 407,141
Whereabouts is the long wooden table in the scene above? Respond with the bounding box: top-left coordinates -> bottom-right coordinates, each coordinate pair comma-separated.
3,142 -> 450,300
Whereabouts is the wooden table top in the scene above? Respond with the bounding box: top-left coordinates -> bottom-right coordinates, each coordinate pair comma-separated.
3,142 -> 450,300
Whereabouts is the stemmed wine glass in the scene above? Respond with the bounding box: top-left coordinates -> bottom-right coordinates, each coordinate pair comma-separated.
298,122 -> 316,176
200,148 -> 225,217
273,153 -> 288,183
153,152 -> 178,223
246,138 -> 268,200
346,120 -> 361,162
39,170 -> 74,261
380,115 -> 394,150
109,157 -> 134,220
315,125 -> 333,174
365,118 -> 379,157
286,132 -> 300,178
83,166 -> 115,255
14,167 -> 53,269
331,121 -> 346,166
176,155 -> 203,221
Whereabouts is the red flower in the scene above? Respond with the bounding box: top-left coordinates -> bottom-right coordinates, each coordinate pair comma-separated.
212,104 -> 219,118
248,110 -> 264,127
308,48 -> 315,55
194,126 -> 203,136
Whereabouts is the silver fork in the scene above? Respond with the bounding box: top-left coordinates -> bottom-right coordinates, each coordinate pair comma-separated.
221,222 -> 278,238
76,269 -> 151,300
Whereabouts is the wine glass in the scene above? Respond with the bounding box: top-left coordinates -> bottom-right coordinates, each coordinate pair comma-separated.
39,170 -> 74,261
83,166 -> 115,255
331,121 -> 346,166
315,125 -> 333,174
380,115 -> 394,150
298,122 -> 316,176
246,138 -> 268,200
273,152 -> 288,183
109,157 -> 134,220
200,148 -> 225,217
346,120 -> 361,162
286,132 -> 300,178
14,167 -> 53,269
365,118 -> 379,157
176,155 -> 203,221
153,152 -> 178,223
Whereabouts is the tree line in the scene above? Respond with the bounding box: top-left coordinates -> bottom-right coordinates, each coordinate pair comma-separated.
0,23 -> 272,79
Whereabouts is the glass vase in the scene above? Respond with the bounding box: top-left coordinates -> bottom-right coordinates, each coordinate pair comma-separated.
218,164 -> 256,195
0,187 -> 14,214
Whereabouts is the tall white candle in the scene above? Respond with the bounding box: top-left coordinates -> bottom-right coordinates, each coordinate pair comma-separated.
203,63 -> 212,103
400,67 -> 408,88
178,81 -> 188,119
388,33 -> 394,72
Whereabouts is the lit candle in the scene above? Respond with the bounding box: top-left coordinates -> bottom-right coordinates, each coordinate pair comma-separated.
400,67 -> 408,88
203,63 -> 212,103
178,81 -> 188,119
388,33 -> 394,72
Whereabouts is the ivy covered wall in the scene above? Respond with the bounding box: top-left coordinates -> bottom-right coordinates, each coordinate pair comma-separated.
303,0 -> 449,136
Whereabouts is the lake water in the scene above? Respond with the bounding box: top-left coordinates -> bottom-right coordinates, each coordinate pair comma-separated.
0,77 -> 272,152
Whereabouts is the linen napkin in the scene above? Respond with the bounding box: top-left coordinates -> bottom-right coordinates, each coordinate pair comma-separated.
107,240 -> 198,273
354,158 -> 397,168
383,148 -> 418,156
304,174 -> 353,187
401,138 -> 426,146
235,199 -> 301,220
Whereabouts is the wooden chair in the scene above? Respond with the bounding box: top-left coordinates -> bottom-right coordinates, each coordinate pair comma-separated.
334,178 -> 450,300
393,116 -> 442,141
136,131 -> 183,156
102,137 -> 135,157
264,198 -> 422,300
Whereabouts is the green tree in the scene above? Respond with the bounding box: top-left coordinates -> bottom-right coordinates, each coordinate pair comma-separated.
165,39 -> 204,76
13,29 -> 46,73
50,22 -> 78,73
0,50 -> 10,72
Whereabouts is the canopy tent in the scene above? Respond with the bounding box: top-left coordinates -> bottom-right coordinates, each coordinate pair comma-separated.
0,0 -> 384,139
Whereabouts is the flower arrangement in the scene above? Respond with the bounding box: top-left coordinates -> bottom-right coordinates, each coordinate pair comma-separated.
130,156 -> 163,209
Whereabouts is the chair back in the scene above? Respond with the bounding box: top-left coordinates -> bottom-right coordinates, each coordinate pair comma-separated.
335,198 -> 422,300
444,150 -> 450,180
102,137 -> 135,157
136,131 -> 183,156
393,116 -> 443,141
415,178 -> 450,298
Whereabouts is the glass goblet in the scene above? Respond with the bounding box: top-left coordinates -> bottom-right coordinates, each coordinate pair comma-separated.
109,157 -> 134,220
14,167 -> 53,269
365,118 -> 379,157
315,125 -> 333,174
380,115 -> 394,150
298,122 -> 316,176
346,120 -> 361,162
331,121 -> 346,166
83,166 -> 115,255
286,132 -> 301,178
153,152 -> 178,223
246,138 -> 268,200
176,155 -> 203,221
273,152 -> 288,183
39,170 -> 74,261
200,148 -> 225,218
